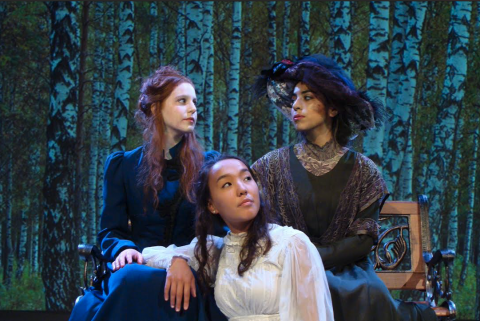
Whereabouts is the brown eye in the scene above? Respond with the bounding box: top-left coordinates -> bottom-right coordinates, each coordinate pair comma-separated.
221,182 -> 231,188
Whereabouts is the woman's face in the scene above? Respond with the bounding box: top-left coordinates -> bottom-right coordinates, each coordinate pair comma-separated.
207,159 -> 260,234
291,82 -> 336,136
160,82 -> 197,139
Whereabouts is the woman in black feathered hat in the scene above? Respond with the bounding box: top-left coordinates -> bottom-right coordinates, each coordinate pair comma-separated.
251,54 -> 437,321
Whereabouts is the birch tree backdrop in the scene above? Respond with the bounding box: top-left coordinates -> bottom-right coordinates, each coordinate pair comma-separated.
0,1 -> 479,318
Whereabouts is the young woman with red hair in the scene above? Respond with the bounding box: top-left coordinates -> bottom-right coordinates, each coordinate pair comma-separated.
70,66 -> 224,321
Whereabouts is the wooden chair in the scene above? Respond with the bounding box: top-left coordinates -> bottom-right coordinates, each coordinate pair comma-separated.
374,195 -> 456,320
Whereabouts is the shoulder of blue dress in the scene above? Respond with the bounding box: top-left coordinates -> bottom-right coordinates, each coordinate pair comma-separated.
105,149 -> 126,167
121,146 -> 144,168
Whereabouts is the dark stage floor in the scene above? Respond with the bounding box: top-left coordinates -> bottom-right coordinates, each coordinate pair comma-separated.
0,310 -> 476,321
0,311 -> 70,321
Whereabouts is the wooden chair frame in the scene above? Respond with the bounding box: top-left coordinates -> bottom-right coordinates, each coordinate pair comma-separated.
374,195 -> 456,320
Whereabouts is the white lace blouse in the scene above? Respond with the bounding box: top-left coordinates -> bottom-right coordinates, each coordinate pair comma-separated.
143,224 -> 334,321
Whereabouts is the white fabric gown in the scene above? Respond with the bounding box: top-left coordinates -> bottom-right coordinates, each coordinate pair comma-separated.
143,224 -> 334,321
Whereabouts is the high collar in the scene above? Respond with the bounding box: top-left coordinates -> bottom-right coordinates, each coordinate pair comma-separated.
167,137 -> 184,161
301,137 -> 343,161
224,230 -> 248,246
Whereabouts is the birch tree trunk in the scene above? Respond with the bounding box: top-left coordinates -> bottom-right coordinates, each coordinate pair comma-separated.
0,1 -> 4,270
31,166 -> 40,273
43,1 -> 80,310
240,1 -> 253,163
97,2 -> 114,229
218,99 -> 225,152
186,1 -> 205,140
226,2 -> 241,155
281,1 -> 291,147
87,1 -> 104,244
202,2 -> 214,150
282,2 -> 290,59
331,1 -> 352,77
16,202 -> 28,280
415,2 -> 443,193
158,4 -> 167,67
300,2 -> 310,57
111,1 -> 134,152
176,2 -> 186,74
75,1 -> 90,245
382,2 -> 408,193
149,2 -> 158,71
363,1 -> 389,166
460,2 -> 480,287
3,153 -> 13,287
384,2 -> 427,200
425,1 -> 472,248
459,128 -> 477,286
267,1 -> 277,151
25,146 -> 42,273
328,3 -> 335,54
446,115 -> 464,251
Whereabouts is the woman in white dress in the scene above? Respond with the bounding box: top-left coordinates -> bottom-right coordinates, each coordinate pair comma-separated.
143,154 -> 334,321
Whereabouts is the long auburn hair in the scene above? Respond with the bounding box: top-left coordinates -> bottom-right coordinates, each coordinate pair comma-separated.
134,66 -> 204,206
193,154 -> 272,293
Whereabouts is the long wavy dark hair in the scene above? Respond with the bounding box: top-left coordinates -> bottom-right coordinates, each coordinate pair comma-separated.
193,154 -> 272,293
134,66 -> 204,206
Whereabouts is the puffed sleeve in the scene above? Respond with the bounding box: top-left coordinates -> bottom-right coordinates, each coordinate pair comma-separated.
280,232 -> 334,321
143,235 -> 224,279
98,151 -> 137,261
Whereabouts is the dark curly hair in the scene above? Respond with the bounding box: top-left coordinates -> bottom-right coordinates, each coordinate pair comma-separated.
193,154 -> 272,293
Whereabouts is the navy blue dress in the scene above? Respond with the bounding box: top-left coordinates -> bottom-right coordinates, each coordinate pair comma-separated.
69,141 -> 226,321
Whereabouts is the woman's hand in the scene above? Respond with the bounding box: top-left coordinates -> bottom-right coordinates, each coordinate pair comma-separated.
112,249 -> 144,271
164,257 -> 197,312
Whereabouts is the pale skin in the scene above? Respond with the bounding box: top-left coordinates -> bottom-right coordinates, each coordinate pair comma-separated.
291,82 -> 338,147
112,81 -> 198,312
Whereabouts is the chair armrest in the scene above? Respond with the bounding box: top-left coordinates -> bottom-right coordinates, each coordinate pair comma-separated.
77,243 -> 110,295
425,249 -> 457,319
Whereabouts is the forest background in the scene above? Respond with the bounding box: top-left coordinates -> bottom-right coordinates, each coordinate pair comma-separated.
0,1 -> 479,319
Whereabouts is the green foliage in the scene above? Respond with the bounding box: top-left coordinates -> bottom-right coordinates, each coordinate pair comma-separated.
0,261 -> 45,310
451,255 -> 476,320
389,256 -> 477,319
